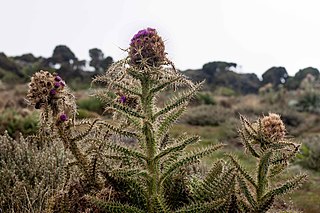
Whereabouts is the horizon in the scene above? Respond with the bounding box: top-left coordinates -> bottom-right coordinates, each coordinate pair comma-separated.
1,0 -> 320,77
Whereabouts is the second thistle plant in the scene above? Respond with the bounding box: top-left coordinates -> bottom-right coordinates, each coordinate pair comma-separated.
226,113 -> 306,212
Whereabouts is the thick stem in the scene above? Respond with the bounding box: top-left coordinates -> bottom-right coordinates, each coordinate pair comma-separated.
141,77 -> 158,212
57,125 -> 100,189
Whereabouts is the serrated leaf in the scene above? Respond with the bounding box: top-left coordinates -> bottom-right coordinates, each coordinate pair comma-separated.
226,154 -> 257,188
153,82 -> 203,119
157,107 -> 186,141
160,144 -> 224,185
154,136 -> 200,162
85,196 -> 145,213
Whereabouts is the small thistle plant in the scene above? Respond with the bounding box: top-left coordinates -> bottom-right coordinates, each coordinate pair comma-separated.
26,28 -> 306,212
227,113 -> 306,212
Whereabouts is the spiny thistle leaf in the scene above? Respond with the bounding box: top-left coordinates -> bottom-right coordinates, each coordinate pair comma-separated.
156,107 -> 186,142
237,175 -> 257,208
239,131 -> 260,158
95,90 -> 144,119
269,163 -> 287,178
203,160 -> 224,184
126,114 -> 143,130
85,196 -> 145,213
226,154 -> 257,188
150,76 -> 181,94
127,68 -> 145,80
71,119 -> 100,142
175,199 -> 224,213
256,195 -> 274,213
112,81 -> 142,97
160,144 -> 224,184
153,82 -> 203,119
105,142 -> 147,163
154,136 -> 200,162
257,150 -> 272,199
223,193 -> 239,213
152,195 -> 170,213
100,171 -> 148,209
111,101 -> 145,119
99,121 -> 139,139
262,174 -> 307,202
237,199 -> 253,213
195,168 -> 236,201
111,168 -> 143,178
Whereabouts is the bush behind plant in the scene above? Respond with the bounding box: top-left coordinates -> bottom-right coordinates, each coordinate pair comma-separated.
0,133 -> 67,212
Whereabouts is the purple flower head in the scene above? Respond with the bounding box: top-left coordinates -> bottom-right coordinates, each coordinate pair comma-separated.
54,82 -> 60,88
50,89 -> 56,95
59,113 -> 68,122
119,95 -> 127,104
129,27 -> 165,67
130,28 -> 156,45
55,76 -> 62,81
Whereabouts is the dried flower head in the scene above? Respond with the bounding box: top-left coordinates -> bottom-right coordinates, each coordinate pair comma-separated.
26,71 -> 70,110
261,113 -> 286,141
129,27 -> 166,67
27,71 -> 63,108
27,70 -> 76,126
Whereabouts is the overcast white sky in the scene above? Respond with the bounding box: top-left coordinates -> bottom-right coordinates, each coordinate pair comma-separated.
1,0 -> 320,76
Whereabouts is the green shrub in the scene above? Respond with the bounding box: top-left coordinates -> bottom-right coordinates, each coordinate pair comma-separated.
2,72 -> 22,84
193,92 -> 216,105
296,91 -> 320,113
0,109 -> 39,137
0,133 -> 67,212
181,105 -> 233,126
77,97 -> 105,114
215,86 -> 237,96
76,108 -> 100,119
297,135 -> 320,171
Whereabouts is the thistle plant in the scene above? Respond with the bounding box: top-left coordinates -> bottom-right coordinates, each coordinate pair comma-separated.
26,70 -> 105,195
226,113 -> 307,212
86,27 -> 230,212
24,28 -> 306,213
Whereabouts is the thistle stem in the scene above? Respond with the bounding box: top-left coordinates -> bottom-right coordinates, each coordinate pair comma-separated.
141,76 -> 158,212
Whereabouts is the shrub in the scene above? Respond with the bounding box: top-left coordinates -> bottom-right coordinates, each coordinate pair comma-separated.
0,133 -> 67,212
191,92 -> 216,105
296,91 -> 320,113
77,97 -> 105,115
297,135 -> 320,171
0,109 -> 39,137
181,105 -> 233,126
215,86 -> 237,96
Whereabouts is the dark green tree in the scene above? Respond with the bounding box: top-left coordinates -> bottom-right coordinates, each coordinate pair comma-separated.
51,45 -> 77,64
0,52 -> 23,77
262,67 -> 288,89
285,67 -> 319,90
89,48 -> 113,74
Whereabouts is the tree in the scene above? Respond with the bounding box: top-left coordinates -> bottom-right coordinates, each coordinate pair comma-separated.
285,67 -> 320,90
51,45 -> 77,64
202,61 -> 237,83
262,67 -> 288,88
0,52 -> 23,77
89,48 -> 113,73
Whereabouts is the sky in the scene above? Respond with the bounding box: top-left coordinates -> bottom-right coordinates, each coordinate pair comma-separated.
1,0 -> 320,77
